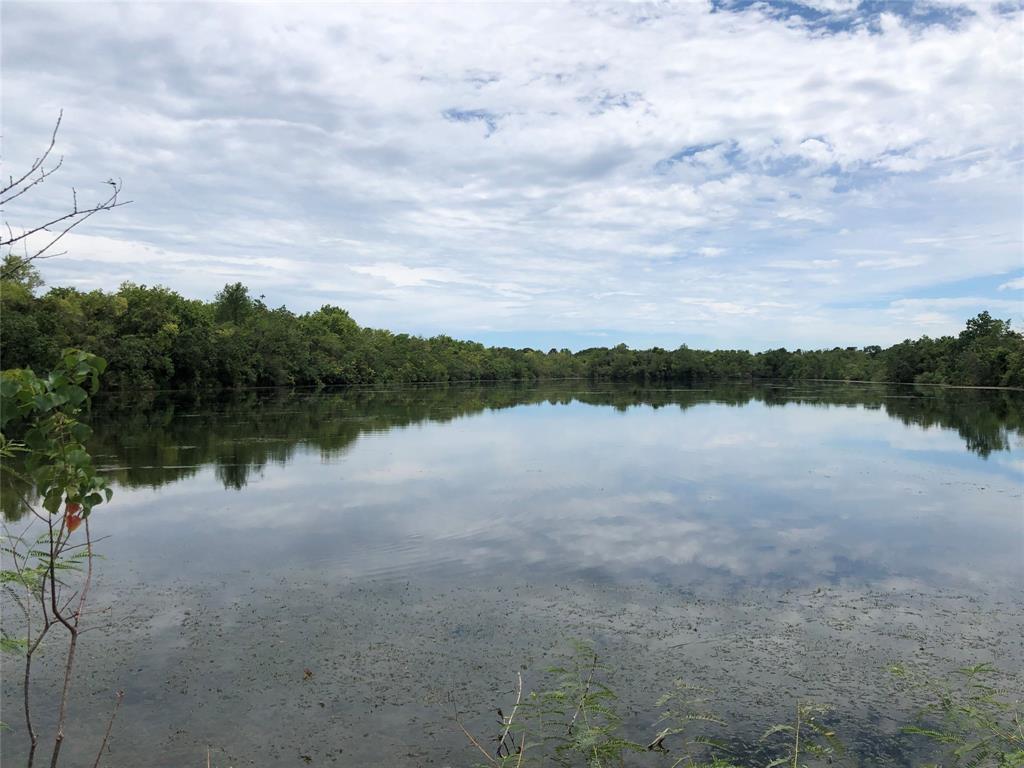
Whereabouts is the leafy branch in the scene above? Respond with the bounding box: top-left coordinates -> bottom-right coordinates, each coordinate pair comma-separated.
1,349 -> 121,767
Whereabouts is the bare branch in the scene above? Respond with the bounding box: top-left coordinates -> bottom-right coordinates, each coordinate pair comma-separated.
0,110 -> 63,201
1,110 -> 131,283
2,180 -> 127,250
90,690 -> 124,768
49,518 -> 94,768
0,155 -> 64,207
449,691 -> 499,767
496,671 -> 523,759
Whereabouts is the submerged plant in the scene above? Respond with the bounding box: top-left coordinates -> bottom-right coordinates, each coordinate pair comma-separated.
759,703 -> 843,768
891,662 -> 1024,767
647,679 -> 732,767
455,640 -> 857,768
531,640 -> 645,767
455,640 -> 645,768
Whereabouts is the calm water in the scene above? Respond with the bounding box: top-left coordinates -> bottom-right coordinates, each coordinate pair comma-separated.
2,382 -> 1022,766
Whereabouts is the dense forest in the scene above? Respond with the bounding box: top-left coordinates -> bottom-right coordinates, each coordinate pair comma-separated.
1,257 -> 1022,389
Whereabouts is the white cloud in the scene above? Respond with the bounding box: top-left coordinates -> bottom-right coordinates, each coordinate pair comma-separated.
999,277 -> 1024,291
855,255 -> 929,270
350,263 -> 471,289
695,246 -> 724,258
1,1 -> 1021,349
888,297 -> 1021,311
767,259 -> 841,270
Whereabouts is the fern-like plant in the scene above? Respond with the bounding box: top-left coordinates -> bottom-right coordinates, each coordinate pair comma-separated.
529,640 -> 645,767
891,662 -> 1024,767
759,703 -> 843,768
647,678 -> 736,767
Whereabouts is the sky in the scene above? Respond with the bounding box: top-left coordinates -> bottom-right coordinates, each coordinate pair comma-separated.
2,0 -> 1022,352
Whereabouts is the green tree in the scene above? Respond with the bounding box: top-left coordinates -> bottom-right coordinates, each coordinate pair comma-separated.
214,281 -> 255,325
1,254 -> 44,293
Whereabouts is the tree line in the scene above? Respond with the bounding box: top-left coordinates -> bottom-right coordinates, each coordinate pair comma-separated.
2,260 -> 1022,390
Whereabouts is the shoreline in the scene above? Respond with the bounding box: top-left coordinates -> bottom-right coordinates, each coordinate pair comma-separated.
84,376 -> 1024,399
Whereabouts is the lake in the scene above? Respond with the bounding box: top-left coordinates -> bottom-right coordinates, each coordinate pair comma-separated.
2,381 -> 1022,766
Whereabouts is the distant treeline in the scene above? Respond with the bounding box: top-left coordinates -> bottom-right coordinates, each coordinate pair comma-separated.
2,265 -> 1022,389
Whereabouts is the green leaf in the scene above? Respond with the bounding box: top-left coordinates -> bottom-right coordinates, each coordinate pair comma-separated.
30,464 -> 53,486
23,428 -> 48,451
761,724 -> 793,739
69,422 -> 92,443
56,384 -> 87,406
0,637 -> 28,655
67,448 -> 91,468
30,393 -> 55,412
42,489 -> 62,514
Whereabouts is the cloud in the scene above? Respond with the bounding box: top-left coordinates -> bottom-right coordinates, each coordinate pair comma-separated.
1,1 -> 1021,349
350,263 -> 472,289
999,277 -> 1024,291
697,246 -> 725,258
855,255 -> 929,270
767,259 -> 841,270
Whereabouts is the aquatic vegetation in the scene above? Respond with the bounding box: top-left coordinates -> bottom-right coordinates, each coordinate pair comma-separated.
457,641 -> 839,768
460,643 -> 1022,768
892,662 -> 1024,767
758,704 -> 842,768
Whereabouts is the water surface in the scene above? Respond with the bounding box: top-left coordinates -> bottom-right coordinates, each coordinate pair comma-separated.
2,382 -> 1022,766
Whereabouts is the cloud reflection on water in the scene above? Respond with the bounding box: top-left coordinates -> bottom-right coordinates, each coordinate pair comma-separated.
52,382 -> 1023,596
